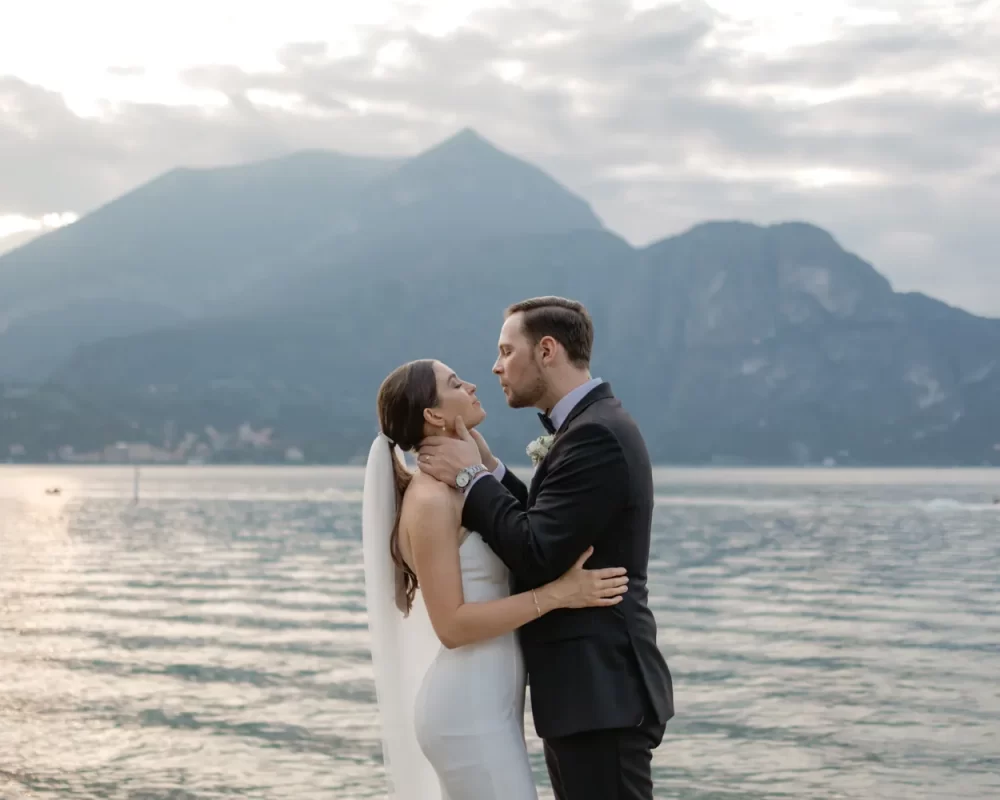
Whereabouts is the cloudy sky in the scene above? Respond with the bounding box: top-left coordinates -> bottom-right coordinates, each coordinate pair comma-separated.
2,0 -> 998,314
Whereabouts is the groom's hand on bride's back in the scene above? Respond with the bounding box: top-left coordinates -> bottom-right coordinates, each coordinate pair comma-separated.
418,417 -> 482,486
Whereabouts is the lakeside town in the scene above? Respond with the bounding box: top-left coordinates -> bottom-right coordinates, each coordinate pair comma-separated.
6,422 -> 308,465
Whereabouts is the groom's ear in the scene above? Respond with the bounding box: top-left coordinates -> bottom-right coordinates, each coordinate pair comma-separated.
537,335 -> 559,365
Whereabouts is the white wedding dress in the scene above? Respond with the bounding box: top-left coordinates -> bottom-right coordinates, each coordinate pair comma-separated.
362,434 -> 537,800
413,530 -> 537,800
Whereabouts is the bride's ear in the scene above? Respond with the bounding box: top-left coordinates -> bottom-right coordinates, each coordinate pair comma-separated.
423,407 -> 447,430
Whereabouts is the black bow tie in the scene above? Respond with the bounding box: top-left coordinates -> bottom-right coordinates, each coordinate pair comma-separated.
538,412 -> 556,434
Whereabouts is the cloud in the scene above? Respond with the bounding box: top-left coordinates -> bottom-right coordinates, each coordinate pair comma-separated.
0,0 -> 998,314
106,65 -> 146,78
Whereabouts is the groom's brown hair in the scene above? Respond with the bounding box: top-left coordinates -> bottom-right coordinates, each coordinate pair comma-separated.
506,296 -> 593,368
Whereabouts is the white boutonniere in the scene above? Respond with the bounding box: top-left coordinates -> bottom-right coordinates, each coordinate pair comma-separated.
526,434 -> 555,466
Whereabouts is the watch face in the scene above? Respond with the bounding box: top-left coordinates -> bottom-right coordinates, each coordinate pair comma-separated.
456,472 -> 470,488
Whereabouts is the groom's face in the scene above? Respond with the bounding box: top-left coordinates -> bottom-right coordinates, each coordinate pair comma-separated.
494,313 -> 546,409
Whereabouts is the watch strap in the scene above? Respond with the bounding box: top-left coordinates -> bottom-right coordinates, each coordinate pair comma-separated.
457,463 -> 488,489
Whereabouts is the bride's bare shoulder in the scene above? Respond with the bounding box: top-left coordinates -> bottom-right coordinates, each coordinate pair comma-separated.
401,472 -> 460,528
407,469 -> 456,498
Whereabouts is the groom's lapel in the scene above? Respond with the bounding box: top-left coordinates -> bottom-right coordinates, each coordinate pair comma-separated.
527,456 -> 550,506
526,383 -> 613,507
557,381 -> 612,433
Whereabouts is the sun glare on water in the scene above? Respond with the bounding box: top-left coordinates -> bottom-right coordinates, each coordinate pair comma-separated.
0,469 -> 81,504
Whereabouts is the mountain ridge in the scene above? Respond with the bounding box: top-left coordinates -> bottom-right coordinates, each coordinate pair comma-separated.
32,219 -> 1000,466
0,128 -> 601,378
1,129 -> 998,465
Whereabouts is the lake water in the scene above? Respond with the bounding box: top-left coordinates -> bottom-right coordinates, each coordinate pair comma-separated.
1,465 -> 998,799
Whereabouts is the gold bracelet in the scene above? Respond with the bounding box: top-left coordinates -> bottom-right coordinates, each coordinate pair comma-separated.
531,589 -> 542,618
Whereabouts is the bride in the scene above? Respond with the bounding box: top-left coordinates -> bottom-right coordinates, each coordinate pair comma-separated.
362,359 -> 628,800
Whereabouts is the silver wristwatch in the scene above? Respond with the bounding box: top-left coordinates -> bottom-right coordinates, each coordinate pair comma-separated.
455,463 -> 488,490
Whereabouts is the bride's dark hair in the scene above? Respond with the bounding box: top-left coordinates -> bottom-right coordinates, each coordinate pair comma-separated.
376,359 -> 439,614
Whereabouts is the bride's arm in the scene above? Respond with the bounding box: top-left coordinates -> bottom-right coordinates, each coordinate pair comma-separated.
406,485 -> 626,650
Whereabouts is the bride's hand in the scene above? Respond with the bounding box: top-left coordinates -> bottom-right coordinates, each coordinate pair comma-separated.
541,547 -> 628,610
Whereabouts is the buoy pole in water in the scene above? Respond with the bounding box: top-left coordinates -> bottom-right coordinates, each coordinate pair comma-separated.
133,463 -> 140,505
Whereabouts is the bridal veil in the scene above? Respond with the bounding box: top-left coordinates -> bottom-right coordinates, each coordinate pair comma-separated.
362,433 -> 443,799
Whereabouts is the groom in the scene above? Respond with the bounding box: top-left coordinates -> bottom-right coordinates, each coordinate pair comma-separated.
418,296 -> 673,800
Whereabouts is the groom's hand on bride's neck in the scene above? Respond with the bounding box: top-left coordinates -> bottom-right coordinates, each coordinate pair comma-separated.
418,417 -> 482,487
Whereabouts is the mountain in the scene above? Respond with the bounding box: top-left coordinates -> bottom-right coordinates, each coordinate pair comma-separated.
0,129 -> 601,380
3,129 -> 999,465
628,222 -> 1000,463
0,229 -> 43,257
0,150 -> 397,379
0,381 -> 141,460
231,129 -> 605,311
313,127 -> 601,246
31,220 -> 1000,466
38,229 -> 635,463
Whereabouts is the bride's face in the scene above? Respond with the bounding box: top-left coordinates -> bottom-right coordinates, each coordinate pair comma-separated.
423,361 -> 486,433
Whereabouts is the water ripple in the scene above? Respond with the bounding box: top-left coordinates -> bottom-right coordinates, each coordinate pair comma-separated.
2,465 -> 998,799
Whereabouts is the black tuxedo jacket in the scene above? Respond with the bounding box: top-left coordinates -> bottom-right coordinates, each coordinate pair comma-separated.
463,382 -> 674,740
